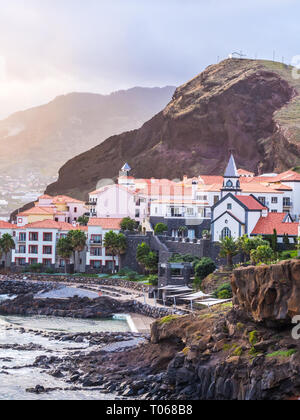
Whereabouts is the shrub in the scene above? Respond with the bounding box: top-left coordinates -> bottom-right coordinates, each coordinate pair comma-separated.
213,282 -> 232,299
194,258 -> 216,282
154,223 -> 168,235
29,263 -> 44,273
120,217 -> 137,232
147,275 -> 158,287
218,289 -> 232,299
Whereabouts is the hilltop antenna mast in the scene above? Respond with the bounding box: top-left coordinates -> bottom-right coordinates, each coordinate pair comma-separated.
230,51 -> 247,59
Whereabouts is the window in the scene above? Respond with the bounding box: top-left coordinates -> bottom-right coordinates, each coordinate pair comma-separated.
197,195 -> 208,201
43,232 -> 53,242
221,227 -> 232,240
16,258 -> 26,266
186,208 -> 194,216
19,246 -> 26,254
18,218 -> 23,224
29,232 -> 38,241
91,260 -> 102,269
90,247 -> 102,257
91,235 -> 102,244
29,258 -> 38,265
74,207 -> 77,213
258,197 -> 266,206
214,196 -> 219,205
43,259 -> 52,267
283,198 -> 291,207
227,203 -> 232,210
19,232 -> 26,242
135,210 -> 140,218
271,197 -> 278,204
226,180 -> 233,188
43,246 -> 52,255
59,259 -> 69,267
29,245 -> 38,254
60,233 -> 67,239
271,210 -> 278,213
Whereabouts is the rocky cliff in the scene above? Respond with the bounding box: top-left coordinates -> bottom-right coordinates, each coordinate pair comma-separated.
232,259 -> 300,324
45,58 -> 300,200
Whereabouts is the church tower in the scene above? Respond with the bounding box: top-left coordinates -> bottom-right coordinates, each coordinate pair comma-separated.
221,153 -> 241,197
119,163 -> 132,178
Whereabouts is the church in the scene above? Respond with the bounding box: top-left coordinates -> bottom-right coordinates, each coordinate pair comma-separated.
211,155 -> 298,243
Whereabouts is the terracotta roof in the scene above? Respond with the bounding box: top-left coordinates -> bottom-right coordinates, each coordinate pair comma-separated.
52,195 -> 84,204
88,218 -> 123,230
274,171 -> 300,182
0,221 -> 15,229
235,195 -> 267,210
24,220 -> 77,231
18,206 -> 56,216
251,213 -> 298,236
238,169 -> 255,176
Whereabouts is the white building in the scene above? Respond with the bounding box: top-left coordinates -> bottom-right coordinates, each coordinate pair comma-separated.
86,218 -> 124,271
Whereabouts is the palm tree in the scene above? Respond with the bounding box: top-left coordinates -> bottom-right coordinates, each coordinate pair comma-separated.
0,234 -> 15,269
219,236 -> 238,268
104,231 -> 127,273
57,237 -> 73,274
67,230 -> 87,272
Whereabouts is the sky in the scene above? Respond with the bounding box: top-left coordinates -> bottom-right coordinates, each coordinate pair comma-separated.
0,0 -> 299,119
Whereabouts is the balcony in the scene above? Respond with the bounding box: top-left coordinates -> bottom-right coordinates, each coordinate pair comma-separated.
89,240 -> 102,246
86,201 -> 97,206
283,201 -> 293,208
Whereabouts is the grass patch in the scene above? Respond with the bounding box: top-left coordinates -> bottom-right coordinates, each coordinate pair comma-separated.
249,331 -> 258,346
159,315 -> 180,325
232,346 -> 243,357
266,349 -> 297,358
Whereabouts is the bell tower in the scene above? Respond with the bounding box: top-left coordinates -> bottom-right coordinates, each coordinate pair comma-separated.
221,153 -> 241,197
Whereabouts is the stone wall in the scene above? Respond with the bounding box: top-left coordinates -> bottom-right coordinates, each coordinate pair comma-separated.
1,275 -> 150,293
150,217 -> 211,239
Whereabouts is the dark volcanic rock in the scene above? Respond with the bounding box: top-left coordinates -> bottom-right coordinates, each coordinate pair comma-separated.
232,259 -> 300,323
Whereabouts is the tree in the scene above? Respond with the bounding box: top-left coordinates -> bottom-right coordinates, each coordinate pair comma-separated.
104,231 -> 127,273
57,237 -> 73,274
143,251 -> 159,274
250,245 -> 275,265
121,217 -> 137,232
0,234 -> 15,268
67,230 -> 87,272
237,235 -> 269,262
154,223 -> 168,235
219,237 -> 239,268
178,226 -> 188,238
136,242 -> 151,271
77,216 -> 89,226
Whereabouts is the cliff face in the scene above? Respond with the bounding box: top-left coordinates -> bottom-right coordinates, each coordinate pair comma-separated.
232,259 -> 300,324
45,58 -> 300,200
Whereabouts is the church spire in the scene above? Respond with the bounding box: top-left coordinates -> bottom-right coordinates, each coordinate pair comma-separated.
221,153 -> 241,196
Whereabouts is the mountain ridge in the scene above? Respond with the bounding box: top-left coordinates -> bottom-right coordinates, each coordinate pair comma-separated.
44,58 -> 300,201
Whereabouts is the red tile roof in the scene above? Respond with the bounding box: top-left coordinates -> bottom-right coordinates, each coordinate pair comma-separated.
0,221 -> 15,229
23,220 -> 78,231
18,206 -> 57,216
88,218 -> 122,230
251,213 -> 298,236
235,195 -> 267,210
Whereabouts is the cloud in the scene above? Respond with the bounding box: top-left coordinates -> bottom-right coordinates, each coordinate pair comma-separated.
0,0 -> 299,118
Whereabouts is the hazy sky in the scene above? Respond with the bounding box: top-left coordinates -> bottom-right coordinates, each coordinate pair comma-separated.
0,0 -> 299,119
